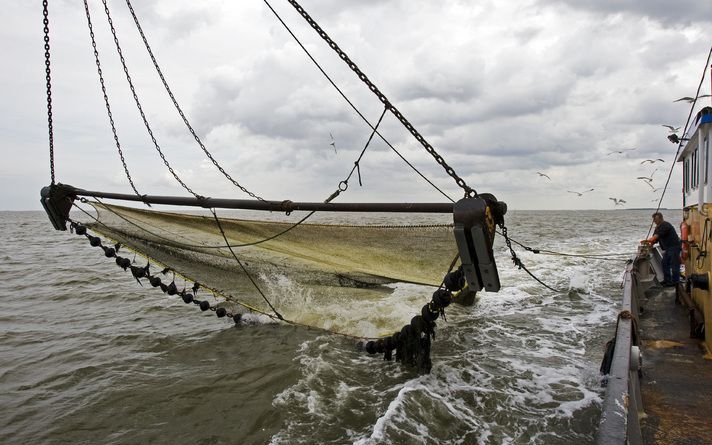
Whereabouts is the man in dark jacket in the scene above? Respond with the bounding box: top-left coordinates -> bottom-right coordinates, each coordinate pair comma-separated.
644,212 -> 681,286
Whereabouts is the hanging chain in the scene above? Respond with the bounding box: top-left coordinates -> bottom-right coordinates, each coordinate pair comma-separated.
82,0 -> 144,200
43,0 -> 55,185
285,0 -> 475,198
124,0 -> 264,201
499,222 -> 563,293
99,0 -> 202,199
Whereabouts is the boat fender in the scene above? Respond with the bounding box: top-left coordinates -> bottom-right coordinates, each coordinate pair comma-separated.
681,221 -> 690,261
629,346 -> 641,373
88,235 -> 101,247
690,272 -> 709,290
599,337 -> 615,375
199,300 -> 210,311
181,292 -> 193,304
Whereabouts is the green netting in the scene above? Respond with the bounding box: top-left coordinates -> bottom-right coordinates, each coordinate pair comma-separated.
86,202 -> 462,338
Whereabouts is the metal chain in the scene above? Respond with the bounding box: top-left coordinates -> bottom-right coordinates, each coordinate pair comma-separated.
99,0 -> 202,199
82,0 -> 144,199
285,0 -> 475,197
124,0 -> 265,201
499,223 -> 563,292
43,0 -> 55,185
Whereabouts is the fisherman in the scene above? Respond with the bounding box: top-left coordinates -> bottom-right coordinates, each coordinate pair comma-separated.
642,212 -> 681,287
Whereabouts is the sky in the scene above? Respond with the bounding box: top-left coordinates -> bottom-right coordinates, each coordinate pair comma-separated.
2,0 -> 711,211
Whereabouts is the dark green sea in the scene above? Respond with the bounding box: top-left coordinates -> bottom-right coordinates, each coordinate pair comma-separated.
0,209 -> 658,444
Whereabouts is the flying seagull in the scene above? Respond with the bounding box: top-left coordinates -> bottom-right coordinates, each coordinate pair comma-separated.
607,148 -> 637,156
637,176 -> 653,183
661,125 -> 681,133
642,181 -> 660,192
567,188 -> 594,196
329,132 -> 337,154
640,159 -> 665,164
674,94 -> 712,103
536,172 -> 551,180
609,197 -> 626,206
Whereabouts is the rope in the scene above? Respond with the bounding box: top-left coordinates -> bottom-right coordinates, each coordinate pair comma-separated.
501,232 -> 630,262
209,208 -> 284,320
262,0 -> 455,203
341,106 -> 389,190
646,44 -> 712,239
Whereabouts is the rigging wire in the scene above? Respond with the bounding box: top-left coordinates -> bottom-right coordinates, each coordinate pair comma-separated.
82,0 -> 146,202
97,0 -> 202,199
209,208 -> 284,320
500,232 -> 630,262
646,44 -> 712,239
262,0 -> 456,203
280,0 -> 475,198
124,0 -> 265,202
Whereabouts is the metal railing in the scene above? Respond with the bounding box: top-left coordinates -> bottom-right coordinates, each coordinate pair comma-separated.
595,246 -> 660,444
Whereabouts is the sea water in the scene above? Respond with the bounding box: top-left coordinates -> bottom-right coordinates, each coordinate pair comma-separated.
0,209 -> 659,444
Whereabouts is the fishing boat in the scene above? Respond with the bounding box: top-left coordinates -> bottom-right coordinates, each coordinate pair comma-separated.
596,63 -> 712,443
28,2 -> 712,443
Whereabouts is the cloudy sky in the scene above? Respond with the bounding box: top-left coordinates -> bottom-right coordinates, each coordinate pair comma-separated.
2,0 -> 711,211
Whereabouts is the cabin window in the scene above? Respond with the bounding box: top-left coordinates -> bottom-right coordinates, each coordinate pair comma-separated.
706,137 -> 709,184
692,149 -> 698,189
684,157 -> 690,193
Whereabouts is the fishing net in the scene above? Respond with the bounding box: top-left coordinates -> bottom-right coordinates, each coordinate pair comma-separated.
85,202 -> 462,338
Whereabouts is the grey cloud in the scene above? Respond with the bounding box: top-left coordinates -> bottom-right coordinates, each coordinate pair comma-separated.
536,0 -> 712,26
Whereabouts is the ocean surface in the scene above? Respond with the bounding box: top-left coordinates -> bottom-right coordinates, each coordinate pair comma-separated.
0,209 -> 660,444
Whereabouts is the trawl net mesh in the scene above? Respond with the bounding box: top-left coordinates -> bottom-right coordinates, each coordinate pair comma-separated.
86,202 -> 460,338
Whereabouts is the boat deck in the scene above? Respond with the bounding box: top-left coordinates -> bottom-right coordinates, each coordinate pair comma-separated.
639,285 -> 712,445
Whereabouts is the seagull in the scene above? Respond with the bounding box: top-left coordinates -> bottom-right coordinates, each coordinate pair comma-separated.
329,132 -> 337,154
640,159 -> 665,164
661,125 -> 681,133
643,181 -> 657,190
567,188 -> 594,196
609,197 -> 626,206
607,148 -> 637,156
674,94 -> 712,103
637,176 -> 653,183
536,172 -> 551,180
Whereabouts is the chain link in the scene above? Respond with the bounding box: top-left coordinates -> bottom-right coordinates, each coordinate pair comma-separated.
125,0 -> 265,201
286,0 -> 475,197
43,0 -> 55,184
99,0 -> 202,198
83,0 -> 144,199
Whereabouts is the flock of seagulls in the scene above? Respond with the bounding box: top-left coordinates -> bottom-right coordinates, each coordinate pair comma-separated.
537,139 -> 670,206
333,92 -> 710,206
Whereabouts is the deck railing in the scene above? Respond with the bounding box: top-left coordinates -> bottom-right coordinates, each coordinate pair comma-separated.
595,246 -> 661,445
